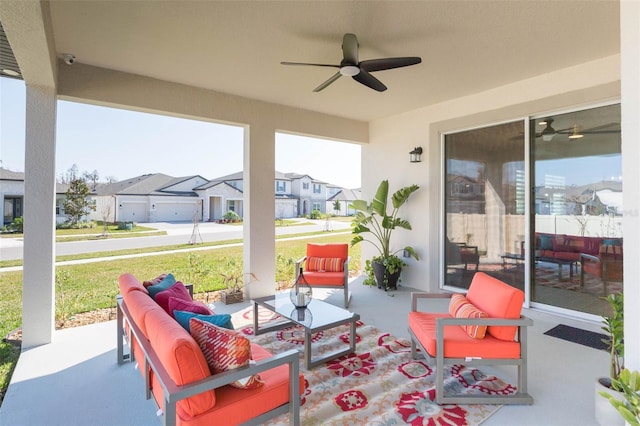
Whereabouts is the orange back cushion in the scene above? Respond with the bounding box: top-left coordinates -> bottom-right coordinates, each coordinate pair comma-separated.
144,309 -> 215,417
306,243 -> 348,260
466,272 -> 524,341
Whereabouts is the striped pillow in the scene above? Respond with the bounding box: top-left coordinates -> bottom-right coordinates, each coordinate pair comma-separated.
306,257 -> 344,272
190,318 -> 264,389
448,293 -> 488,339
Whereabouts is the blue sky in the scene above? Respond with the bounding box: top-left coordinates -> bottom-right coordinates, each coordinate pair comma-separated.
1,78 -> 361,188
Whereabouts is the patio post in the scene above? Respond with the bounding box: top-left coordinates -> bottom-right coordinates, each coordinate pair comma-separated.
22,85 -> 58,348
243,123 -> 276,299
621,0 -> 640,371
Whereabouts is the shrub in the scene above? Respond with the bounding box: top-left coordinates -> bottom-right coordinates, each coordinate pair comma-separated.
309,209 -> 321,219
9,217 -> 23,233
223,210 -> 241,222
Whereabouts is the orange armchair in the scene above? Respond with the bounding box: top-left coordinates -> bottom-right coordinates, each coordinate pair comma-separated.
580,240 -> 623,296
295,243 -> 351,308
408,272 -> 533,405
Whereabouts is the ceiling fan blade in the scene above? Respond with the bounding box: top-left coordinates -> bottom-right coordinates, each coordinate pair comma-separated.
557,122 -> 620,134
352,69 -> 387,92
359,57 -> 422,72
341,33 -> 359,65
313,71 -> 342,92
281,61 -> 340,68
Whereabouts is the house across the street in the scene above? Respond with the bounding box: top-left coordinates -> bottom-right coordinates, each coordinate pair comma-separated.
0,167 -> 361,225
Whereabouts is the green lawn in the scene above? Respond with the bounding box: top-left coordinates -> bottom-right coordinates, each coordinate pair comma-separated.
0,232 -> 360,405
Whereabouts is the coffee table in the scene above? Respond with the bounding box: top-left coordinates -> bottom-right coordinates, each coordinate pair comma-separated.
252,293 -> 360,368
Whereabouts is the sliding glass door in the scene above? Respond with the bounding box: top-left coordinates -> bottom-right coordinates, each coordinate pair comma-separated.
442,103 -> 623,318
531,104 -> 622,316
443,121 -> 526,291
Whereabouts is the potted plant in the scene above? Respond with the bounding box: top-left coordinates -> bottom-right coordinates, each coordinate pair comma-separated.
600,369 -> 640,426
595,292 -> 625,426
219,257 -> 256,304
350,179 -> 419,290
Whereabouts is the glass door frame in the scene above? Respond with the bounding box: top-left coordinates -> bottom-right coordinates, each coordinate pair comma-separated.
528,100 -> 621,322
439,117 -> 532,308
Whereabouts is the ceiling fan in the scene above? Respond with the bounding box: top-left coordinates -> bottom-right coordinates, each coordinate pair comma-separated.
281,33 -> 421,92
536,118 -> 620,142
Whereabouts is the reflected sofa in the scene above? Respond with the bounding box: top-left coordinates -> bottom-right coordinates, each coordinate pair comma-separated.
534,232 -> 623,293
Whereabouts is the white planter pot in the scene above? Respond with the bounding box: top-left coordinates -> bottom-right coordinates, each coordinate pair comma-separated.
595,377 -> 625,426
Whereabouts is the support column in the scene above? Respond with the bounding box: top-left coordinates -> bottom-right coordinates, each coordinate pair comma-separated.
243,124 -> 276,299
22,86 -> 57,348
621,0 -> 640,371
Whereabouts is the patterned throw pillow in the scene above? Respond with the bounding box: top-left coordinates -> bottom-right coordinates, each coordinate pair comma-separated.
190,318 -> 264,390
147,273 -> 177,299
306,257 -> 344,272
173,310 -> 233,332
448,293 -> 488,339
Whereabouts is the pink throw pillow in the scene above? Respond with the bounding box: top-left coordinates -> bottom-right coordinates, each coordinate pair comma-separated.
154,282 -> 191,315
168,297 -> 213,318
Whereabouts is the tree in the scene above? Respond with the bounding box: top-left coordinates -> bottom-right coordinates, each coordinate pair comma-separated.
333,199 -> 341,215
82,169 -> 99,191
99,199 -> 113,237
59,164 -> 79,184
63,178 -> 95,227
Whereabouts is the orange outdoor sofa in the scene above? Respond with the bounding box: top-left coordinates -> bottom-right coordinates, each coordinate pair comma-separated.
116,273 -> 304,426
408,272 -> 533,405
295,243 -> 351,308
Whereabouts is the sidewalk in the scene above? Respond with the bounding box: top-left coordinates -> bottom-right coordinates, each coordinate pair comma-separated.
0,218 -> 352,262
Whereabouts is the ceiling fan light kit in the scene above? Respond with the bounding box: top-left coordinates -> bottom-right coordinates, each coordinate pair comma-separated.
568,125 -> 584,139
281,33 -> 421,92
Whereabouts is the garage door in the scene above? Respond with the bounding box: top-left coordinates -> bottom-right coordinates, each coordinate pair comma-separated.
154,202 -> 200,222
120,203 -> 147,222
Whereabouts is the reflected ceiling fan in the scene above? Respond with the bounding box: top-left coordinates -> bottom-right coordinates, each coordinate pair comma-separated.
536,118 -> 620,142
281,33 -> 421,92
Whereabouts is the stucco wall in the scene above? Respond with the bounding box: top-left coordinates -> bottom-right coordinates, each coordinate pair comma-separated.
367,55 -> 621,293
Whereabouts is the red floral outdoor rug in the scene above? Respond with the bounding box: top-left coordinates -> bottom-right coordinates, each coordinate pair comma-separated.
232,307 -> 515,425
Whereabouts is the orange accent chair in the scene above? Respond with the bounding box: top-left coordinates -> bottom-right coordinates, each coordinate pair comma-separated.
446,238 -> 480,271
408,272 -> 533,405
580,238 -> 623,296
295,243 -> 351,308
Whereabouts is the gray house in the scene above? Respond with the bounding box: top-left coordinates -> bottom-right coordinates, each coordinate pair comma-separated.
1,168 -> 79,226
90,171 -> 359,223
92,174 -> 207,223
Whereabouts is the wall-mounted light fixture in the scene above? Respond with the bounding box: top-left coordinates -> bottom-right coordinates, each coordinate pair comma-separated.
409,147 -> 423,163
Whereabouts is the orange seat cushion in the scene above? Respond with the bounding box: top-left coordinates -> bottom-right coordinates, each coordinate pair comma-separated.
302,271 -> 345,286
466,272 -> 524,341
176,343 -> 306,426
408,312 -> 520,359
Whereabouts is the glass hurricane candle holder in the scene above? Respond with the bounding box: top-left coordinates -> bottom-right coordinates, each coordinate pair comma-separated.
290,268 -> 313,308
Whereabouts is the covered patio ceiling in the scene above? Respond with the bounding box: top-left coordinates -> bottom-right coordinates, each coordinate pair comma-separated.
2,1 -> 620,122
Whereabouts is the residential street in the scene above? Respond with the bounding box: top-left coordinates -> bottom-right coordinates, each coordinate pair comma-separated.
0,219 -> 351,261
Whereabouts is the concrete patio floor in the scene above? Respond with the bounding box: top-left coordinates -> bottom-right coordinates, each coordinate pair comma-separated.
0,276 -> 609,425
